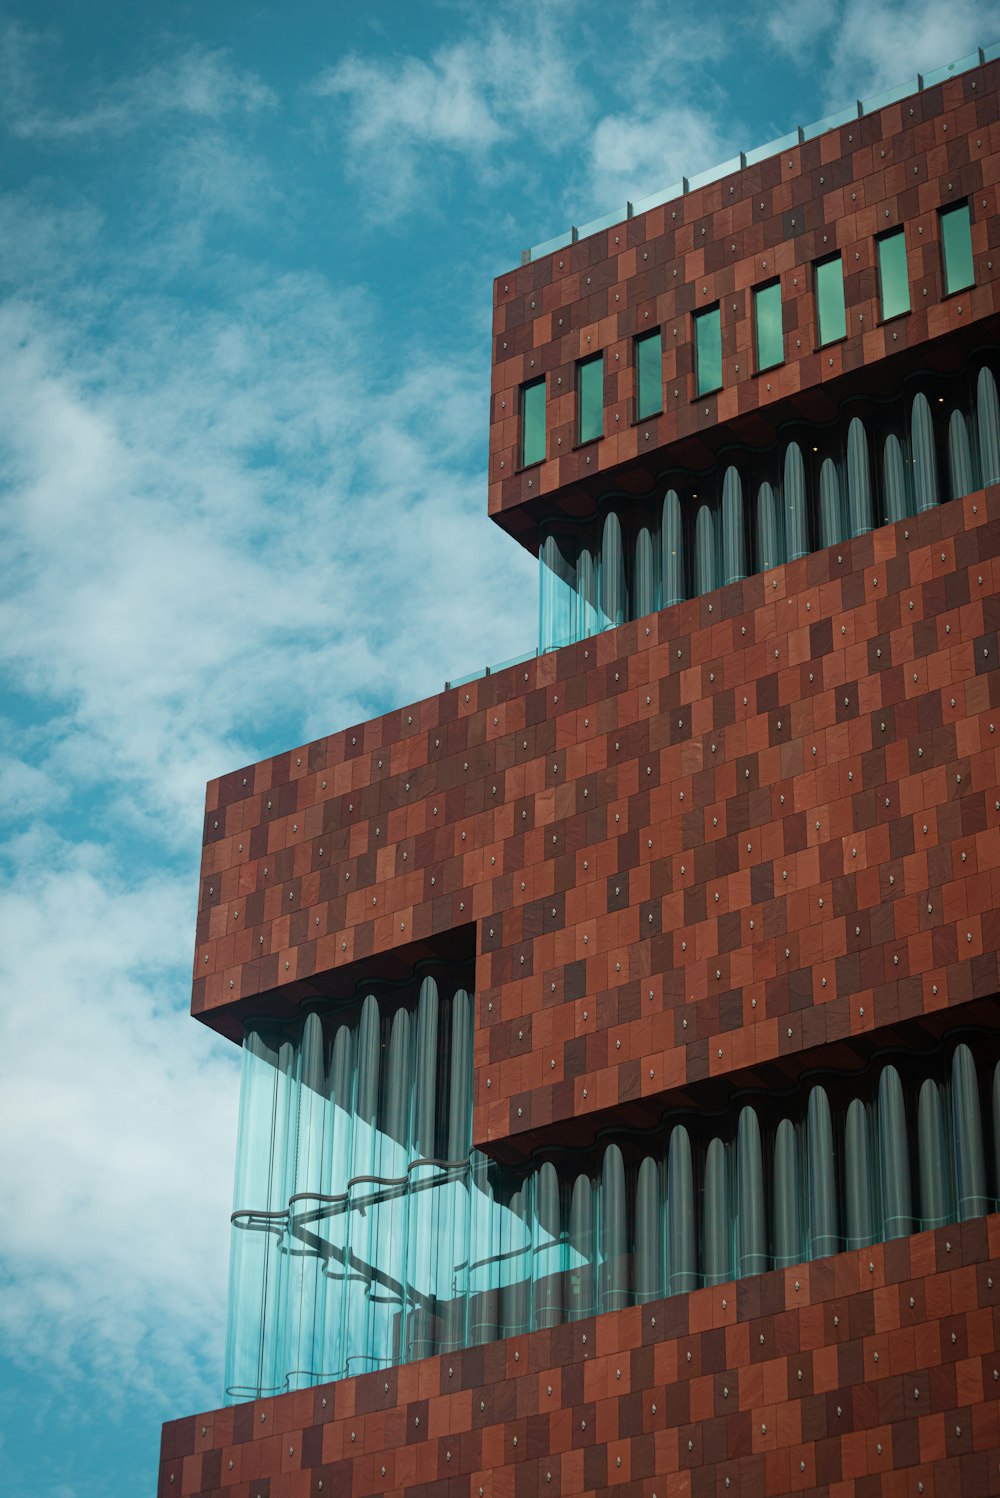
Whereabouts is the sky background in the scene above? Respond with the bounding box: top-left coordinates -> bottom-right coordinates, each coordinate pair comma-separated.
0,1 -> 995,1493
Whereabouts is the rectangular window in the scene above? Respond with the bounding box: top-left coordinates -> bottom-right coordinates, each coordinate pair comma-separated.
694,305 -> 722,396
577,354 -> 603,444
521,377 -> 545,467
815,254 -> 846,345
753,281 -> 783,371
635,330 -> 662,420
940,201 -> 974,295
877,229 -> 910,320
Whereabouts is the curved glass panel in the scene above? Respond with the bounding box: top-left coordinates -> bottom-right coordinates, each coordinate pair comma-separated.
539,532 -> 577,653
951,1045 -> 987,1221
600,1144 -> 628,1312
755,480 -> 783,571
807,1085 -> 839,1259
661,490 -> 685,607
567,1173 -> 595,1321
772,1119 -> 801,1268
532,1161 -> 563,1328
947,408 -> 974,500
818,457 -> 844,550
600,510 -> 626,628
634,1156 -> 663,1304
917,1079 -> 949,1228
694,501 -> 717,597
878,1065 -> 913,1240
721,466 -> 746,585
633,525 -> 657,620
911,393 -> 938,511
844,1098 -> 876,1249
882,433 -> 909,523
702,1137 -> 730,1285
227,1003 -> 1000,1404
666,1124 -> 696,1295
737,1107 -> 767,1276
847,417 -> 873,536
977,366 -> 1000,486
576,546 -> 600,641
783,442 -> 808,560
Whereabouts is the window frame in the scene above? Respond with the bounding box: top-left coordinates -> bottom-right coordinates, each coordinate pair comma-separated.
939,200 -> 975,297
876,227 -> 910,322
634,329 -> 663,421
520,375 -> 546,468
694,303 -> 723,397
753,279 -> 784,373
814,253 -> 847,347
576,352 -> 604,446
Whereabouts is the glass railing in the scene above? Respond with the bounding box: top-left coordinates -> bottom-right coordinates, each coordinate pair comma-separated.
226,994 -> 1000,1402
520,43 -> 996,265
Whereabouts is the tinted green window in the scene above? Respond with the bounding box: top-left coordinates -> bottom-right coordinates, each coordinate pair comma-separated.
940,202 -> 974,294
754,281 -> 783,371
635,331 -> 662,419
695,305 -> 722,395
521,377 -> 545,466
877,230 -> 910,319
578,354 -> 603,443
815,255 -> 846,345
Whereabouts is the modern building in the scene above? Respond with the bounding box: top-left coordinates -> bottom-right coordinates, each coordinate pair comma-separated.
159,49 -> 1000,1498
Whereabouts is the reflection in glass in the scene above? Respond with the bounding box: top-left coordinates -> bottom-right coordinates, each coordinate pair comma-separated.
877,230 -> 910,319
815,255 -> 846,345
818,457 -> 845,549
754,281 -> 783,371
578,354 -> 603,444
882,433 -> 909,523
521,378 -> 545,466
940,202 -> 974,295
978,367 -> 1000,485
227,997 -> 1000,1404
695,305 -> 722,395
910,392 -> 938,511
947,408 -> 974,500
784,442 -> 808,560
847,417 -> 873,536
661,490 -> 685,606
721,466 -> 746,585
635,330 -> 662,419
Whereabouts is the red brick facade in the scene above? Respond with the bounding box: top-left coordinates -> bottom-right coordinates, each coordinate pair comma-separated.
487,60 -> 1000,550
160,1216 -> 1000,1498
166,60 -> 1000,1498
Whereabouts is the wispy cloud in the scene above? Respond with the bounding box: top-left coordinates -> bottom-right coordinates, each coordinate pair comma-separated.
765,0 -> 994,108
0,830 -> 236,1408
0,27 -> 275,142
309,12 -> 588,219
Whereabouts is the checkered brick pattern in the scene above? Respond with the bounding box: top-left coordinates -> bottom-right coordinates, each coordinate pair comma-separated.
158,1214 -> 1000,1498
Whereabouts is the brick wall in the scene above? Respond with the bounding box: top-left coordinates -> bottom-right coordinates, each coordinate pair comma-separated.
196,486 -> 1000,1157
158,1214 -> 1000,1498
487,64 -> 1000,550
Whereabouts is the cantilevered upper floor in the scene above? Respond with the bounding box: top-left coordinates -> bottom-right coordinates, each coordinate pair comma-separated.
487,50 -> 1000,554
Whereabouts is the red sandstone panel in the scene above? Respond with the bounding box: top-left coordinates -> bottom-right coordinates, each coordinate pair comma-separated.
194,488 -> 1000,1155
157,1213 -> 1000,1498
486,64 -> 1000,549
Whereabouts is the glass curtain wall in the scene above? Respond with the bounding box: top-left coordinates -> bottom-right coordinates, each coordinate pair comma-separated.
538,355 -> 999,653
227,1002 -> 1000,1403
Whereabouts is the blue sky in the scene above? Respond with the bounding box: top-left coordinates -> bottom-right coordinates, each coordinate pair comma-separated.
0,2 -> 994,1493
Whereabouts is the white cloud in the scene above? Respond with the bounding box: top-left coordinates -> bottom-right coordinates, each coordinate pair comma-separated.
0,832 -> 237,1408
0,29 -> 275,142
310,13 -> 587,218
764,0 -> 995,109
764,0 -> 836,62
824,0 -> 992,103
578,103 -> 737,223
